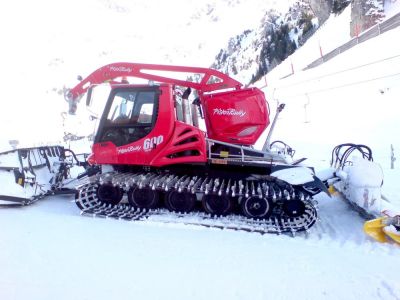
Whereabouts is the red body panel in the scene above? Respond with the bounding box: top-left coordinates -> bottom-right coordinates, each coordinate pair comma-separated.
202,88 -> 269,145
150,121 -> 207,167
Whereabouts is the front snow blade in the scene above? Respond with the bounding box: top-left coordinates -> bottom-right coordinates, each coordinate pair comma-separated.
0,146 -> 82,206
363,218 -> 387,243
0,195 -> 32,206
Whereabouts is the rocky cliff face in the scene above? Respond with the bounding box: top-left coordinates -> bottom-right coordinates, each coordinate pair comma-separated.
211,1 -> 318,84
309,0 -> 333,23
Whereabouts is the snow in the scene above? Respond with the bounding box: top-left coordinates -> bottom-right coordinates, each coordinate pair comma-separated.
271,166 -> 315,185
1,195 -> 399,300
347,158 -> 384,187
385,0 -> 400,18
1,2 -> 400,300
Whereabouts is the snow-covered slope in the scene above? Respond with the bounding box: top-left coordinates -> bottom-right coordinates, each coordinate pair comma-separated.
259,10 -> 400,168
211,0 -> 398,85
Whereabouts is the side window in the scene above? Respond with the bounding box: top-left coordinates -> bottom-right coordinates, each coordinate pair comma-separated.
138,103 -> 154,123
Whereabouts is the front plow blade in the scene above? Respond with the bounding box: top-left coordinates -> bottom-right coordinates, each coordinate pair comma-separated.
0,195 -> 34,206
363,218 -> 388,243
0,146 -> 81,206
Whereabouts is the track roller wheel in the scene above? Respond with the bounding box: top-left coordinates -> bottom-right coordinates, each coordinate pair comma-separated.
165,191 -> 196,213
241,196 -> 272,219
282,199 -> 306,218
128,187 -> 159,209
97,184 -> 123,205
202,194 -> 232,216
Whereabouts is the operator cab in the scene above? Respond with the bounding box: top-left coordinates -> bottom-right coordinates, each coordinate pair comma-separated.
94,86 -> 160,147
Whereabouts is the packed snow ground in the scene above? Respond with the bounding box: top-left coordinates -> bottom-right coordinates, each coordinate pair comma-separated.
1,2 -> 400,300
0,193 -> 399,300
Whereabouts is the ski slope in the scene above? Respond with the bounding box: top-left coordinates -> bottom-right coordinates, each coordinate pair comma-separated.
1,3 -> 400,300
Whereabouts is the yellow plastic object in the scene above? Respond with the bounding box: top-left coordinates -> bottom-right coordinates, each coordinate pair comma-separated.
383,227 -> 400,244
364,218 -> 388,243
328,185 -> 337,196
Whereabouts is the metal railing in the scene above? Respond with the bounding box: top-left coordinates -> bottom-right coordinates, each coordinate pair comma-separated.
303,12 -> 400,70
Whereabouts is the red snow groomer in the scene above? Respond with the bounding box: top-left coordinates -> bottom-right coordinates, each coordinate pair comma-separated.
66,62 -> 327,233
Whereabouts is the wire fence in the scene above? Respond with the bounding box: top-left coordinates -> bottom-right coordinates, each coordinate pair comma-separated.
303,12 -> 400,70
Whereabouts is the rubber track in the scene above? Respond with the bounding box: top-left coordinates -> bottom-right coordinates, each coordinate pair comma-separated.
75,179 -> 318,235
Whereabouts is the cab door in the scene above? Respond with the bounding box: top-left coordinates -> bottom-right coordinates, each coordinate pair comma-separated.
92,85 -> 175,166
